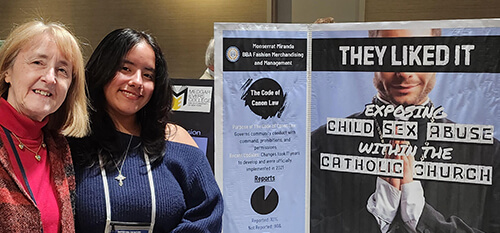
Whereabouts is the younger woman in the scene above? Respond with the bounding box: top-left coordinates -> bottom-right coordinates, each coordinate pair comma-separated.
69,28 -> 223,233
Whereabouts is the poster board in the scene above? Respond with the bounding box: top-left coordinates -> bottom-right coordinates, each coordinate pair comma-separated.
170,78 -> 215,170
215,24 -> 309,233
215,19 -> 500,233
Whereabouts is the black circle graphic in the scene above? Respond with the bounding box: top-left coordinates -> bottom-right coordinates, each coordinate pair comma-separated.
250,185 -> 279,215
243,78 -> 285,119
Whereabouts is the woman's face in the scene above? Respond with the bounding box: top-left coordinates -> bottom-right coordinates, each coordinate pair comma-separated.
5,33 -> 73,121
104,40 -> 155,120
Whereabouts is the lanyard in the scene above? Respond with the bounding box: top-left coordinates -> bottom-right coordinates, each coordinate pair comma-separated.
1,126 -> 44,233
98,151 -> 156,233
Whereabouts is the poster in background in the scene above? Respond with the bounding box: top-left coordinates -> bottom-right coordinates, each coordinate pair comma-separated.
215,19 -> 500,233
170,79 -> 215,170
215,24 -> 309,233
310,21 -> 500,233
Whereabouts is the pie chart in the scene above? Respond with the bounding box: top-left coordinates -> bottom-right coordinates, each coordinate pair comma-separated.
250,185 -> 279,215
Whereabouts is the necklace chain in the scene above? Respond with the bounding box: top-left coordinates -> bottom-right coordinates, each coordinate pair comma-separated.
113,134 -> 134,186
10,132 -> 45,162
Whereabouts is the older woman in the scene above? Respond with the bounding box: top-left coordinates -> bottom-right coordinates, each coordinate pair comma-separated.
0,20 -> 89,232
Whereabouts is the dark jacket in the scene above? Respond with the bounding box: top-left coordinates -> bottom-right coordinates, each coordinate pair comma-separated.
311,102 -> 500,233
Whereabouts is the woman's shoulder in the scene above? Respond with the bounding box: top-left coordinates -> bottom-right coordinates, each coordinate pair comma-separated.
165,123 -> 198,148
163,124 -> 211,167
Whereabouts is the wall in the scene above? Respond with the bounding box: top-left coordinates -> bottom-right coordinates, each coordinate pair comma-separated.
365,0 -> 500,22
289,0 -> 500,23
291,0 -> 363,23
3,1 -> 500,78
0,0 -> 268,79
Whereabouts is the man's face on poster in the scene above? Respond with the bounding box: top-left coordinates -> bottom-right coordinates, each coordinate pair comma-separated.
372,29 -> 437,106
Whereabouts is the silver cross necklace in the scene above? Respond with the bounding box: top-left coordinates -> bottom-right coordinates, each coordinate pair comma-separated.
113,134 -> 133,186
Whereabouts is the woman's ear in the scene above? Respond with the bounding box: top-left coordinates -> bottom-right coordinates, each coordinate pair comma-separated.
4,71 -> 11,83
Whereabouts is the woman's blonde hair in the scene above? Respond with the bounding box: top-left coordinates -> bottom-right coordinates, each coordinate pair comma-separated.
0,20 -> 89,137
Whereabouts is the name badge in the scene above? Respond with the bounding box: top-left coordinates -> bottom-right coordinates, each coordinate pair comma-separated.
109,221 -> 151,233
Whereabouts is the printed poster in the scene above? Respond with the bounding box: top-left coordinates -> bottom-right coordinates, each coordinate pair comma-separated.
310,20 -> 500,233
215,24 -> 309,233
171,79 -> 215,170
215,19 -> 500,233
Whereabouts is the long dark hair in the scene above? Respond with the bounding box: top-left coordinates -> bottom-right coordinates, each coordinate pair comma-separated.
83,28 -> 172,167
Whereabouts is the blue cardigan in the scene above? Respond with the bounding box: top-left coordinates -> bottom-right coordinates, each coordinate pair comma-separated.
71,136 -> 223,233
